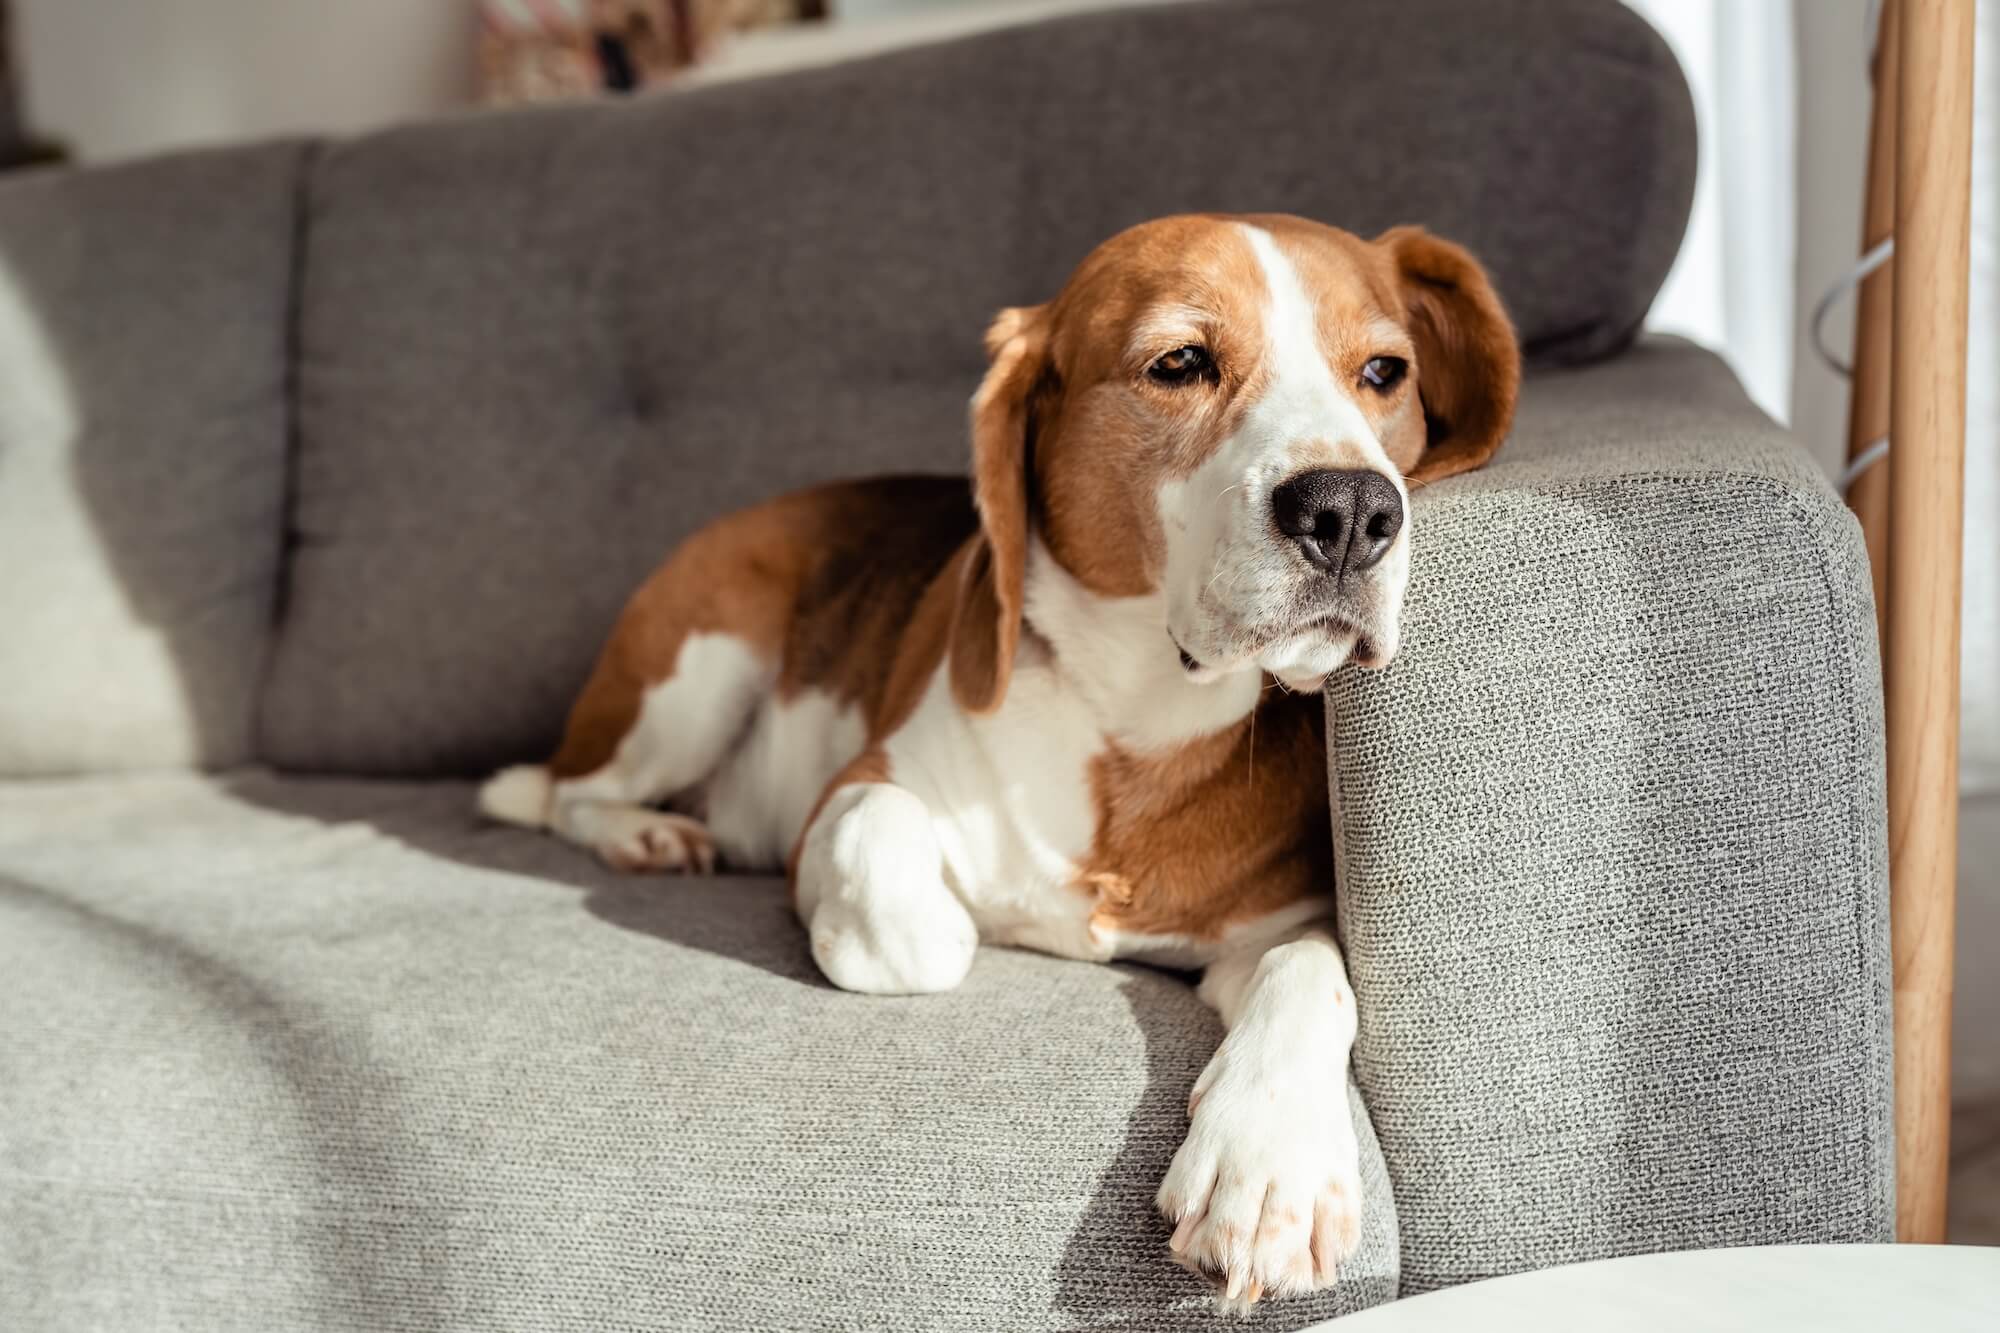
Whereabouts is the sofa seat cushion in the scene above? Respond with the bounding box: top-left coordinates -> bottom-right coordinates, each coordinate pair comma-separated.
0,773 -> 1396,1331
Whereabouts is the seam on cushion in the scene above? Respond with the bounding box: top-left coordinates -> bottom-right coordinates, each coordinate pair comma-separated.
1810,501 -> 1896,1231
1422,448 -> 1837,508
250,138 -> 325,768
1807,491 -> 1891,1233
1748,477 -> 1893,1235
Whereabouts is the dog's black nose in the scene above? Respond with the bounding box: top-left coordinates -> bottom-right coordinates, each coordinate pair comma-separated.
1271,469 -> 1404,578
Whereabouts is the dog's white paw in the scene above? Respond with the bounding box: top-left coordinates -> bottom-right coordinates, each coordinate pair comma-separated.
593,808 -> 716,875
1156,1052 -> 1362,1307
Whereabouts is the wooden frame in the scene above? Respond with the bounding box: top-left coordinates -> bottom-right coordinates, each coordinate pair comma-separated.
1847,0 -> 1976,1244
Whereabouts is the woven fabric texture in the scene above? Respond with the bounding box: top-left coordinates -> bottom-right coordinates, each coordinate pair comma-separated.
1325,338 -> 1894,1290
0,1 -> 1895,1325
254,0 -> 1694,775
0,773 -> 1397,1332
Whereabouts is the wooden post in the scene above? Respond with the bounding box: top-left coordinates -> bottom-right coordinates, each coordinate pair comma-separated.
1886,0 -> 1975,1245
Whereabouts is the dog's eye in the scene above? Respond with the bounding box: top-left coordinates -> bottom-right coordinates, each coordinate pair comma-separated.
1361,356 -> 1407,392
1148,345 -> 1213,385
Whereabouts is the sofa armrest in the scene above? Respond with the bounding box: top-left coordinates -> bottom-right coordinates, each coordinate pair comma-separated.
1327,338 -> 1893,1292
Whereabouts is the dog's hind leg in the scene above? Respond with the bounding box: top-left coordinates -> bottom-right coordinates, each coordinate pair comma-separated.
481,629 -> 771,873
555,630 -> 776,872
479,510 -> 799,873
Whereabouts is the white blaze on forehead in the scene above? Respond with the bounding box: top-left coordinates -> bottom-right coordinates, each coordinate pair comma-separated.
1152,223 -> 1414,681
1234,224 -> 1398,479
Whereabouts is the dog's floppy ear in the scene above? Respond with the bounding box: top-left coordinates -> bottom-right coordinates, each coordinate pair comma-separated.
950,305 -> 1048,713
1376,227 -> 1520,485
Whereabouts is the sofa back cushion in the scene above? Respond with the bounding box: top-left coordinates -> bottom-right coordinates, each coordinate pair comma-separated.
0,145 -> 302,775
257,0 -> 1695,774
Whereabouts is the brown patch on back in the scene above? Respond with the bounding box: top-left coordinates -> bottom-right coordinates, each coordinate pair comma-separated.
878,537 -> 983,737
1078,691 -> 1332,941
547,476 -> 972,779
778,479 -> 975,716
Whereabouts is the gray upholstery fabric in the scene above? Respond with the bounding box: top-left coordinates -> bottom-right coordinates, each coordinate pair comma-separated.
0,773 -> 1398,1331
1325,338 -> 1894,1292
1,3 -> 1890,1326
255,0 -> 1695,775
0,144 -> 304,774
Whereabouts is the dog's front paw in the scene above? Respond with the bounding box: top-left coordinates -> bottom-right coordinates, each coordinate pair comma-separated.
1156,1054 -> 1362,1308
795,781 -> 978,996
806,889 -> 976,995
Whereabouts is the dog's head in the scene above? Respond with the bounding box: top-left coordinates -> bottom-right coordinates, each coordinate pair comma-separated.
950,213 -> 1518,710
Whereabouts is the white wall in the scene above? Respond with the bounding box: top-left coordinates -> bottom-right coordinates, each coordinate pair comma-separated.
1624,0 -> 1799,426
1790,0 -> 1872,480
11,0 -> 1077,159
14,0 -> 477,162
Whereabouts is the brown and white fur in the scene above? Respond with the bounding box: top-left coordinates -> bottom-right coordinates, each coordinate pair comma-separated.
479,213 -> 1519,1307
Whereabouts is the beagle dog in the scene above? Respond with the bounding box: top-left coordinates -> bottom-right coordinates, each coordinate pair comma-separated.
480,213 -> 1518,1306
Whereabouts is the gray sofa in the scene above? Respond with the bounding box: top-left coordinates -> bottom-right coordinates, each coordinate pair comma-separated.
0,1 -> 1892,1329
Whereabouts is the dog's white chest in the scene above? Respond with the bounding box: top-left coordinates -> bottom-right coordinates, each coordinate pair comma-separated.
881,654 -> 1110,961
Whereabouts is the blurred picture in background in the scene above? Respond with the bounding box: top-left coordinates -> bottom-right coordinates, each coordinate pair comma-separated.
479,0 -> 826,103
